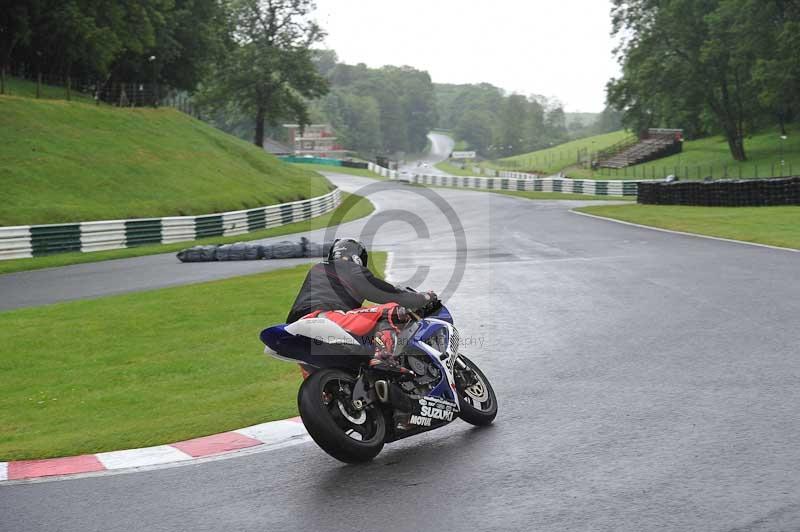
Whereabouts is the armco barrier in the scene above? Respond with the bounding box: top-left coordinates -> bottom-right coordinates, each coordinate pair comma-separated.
0,189 -> 341,261
367,162 -> 399,179
401,173 -> 638,198
637,177 -> 800,206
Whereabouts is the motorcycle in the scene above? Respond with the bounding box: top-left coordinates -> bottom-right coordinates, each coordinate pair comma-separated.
260,297 -> 497,463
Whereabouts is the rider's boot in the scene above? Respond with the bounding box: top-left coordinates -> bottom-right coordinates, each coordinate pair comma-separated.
369,329 -> 412,375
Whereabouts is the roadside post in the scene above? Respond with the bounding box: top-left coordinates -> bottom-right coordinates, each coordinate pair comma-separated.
780,135 -> 787,177
149,55 -> 158,108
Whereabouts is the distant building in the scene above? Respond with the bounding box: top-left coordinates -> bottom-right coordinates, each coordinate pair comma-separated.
262,137 -> 293,156
283,124 -> 348,158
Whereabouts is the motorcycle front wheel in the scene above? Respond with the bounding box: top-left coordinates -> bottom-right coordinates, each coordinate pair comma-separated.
298,369 -> 386,463
454,355 -> 498,426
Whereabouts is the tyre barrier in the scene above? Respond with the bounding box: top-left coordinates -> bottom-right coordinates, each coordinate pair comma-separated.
402,173 -> 639,197
0,189 -> 341,261
637,177 -> 800,206
177,238 -> 333,262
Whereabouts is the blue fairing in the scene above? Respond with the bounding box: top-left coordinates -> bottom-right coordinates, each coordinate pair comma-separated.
429,304 -> 453,324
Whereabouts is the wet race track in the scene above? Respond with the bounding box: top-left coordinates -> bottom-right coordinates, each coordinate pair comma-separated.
3,163 -> 800,531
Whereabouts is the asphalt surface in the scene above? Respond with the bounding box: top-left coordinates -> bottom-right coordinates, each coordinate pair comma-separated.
0,175 -> 374,311
3,167 -> 800,531
398,132 -> 454,176
0,132 -> 454,311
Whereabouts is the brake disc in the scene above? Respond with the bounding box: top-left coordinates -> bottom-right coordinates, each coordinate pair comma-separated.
337,400 -> 366,424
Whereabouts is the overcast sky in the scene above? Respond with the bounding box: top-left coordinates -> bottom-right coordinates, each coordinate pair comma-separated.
314,0 -> 621,113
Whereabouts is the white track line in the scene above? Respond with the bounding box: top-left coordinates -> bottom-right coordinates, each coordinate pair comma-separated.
384,251 -> 395,282
570,209 -> 799,253
2,418 -> 312,486
97,445 -> 193,470
1,436 -> 311,486
235,419 -> 308,445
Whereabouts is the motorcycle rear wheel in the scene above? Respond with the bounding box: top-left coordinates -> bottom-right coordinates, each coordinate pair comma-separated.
298,369 -> 386,463
454,355 -> 498,426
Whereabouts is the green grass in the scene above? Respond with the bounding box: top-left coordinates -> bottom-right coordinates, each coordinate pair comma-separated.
0,95 -> 330,226
288,162 -> 386,179
0,192 -> 374,275
492,190 -> 632,202
1,76 -> 96,103
569,125 -> 800,181
0,252 -> 386,461
434,161 -> 482,176
453,139 -> 469,151
575,205 -> 800,249
490,130 -> 633,174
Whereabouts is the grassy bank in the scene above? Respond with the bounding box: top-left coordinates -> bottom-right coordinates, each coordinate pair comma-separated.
1,76 -> 96,103
568,125 -> 800,181
575,205 -> 800,249
0,252 -> 386,461
288,162 -> 386,179
490,130 -> 632,174
0,95 -> 329,226
434,161 -> 482,176
0,193 -> 374,275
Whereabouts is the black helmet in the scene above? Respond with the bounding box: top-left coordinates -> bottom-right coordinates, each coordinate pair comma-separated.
327,238 -> 368,267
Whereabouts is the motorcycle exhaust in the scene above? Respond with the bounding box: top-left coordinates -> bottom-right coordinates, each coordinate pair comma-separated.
375,380 -> 389,403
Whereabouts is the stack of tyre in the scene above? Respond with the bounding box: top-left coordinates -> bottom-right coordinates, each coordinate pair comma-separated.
637,176 -> 800,206
177,238 -> 332,262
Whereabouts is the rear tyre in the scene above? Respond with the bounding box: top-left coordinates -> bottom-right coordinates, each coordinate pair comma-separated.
454,355 -> 498,426
298,369 -> 386,463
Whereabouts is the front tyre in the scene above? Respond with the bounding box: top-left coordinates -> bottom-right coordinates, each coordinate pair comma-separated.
298,369 -> 386,463
454,355 -> 498,426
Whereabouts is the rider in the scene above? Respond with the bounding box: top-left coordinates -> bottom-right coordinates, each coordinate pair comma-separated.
287,238 -> 436,373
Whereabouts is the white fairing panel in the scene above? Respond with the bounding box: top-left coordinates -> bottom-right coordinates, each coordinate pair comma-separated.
285,317 -> 360,346
264,345 -> 302,364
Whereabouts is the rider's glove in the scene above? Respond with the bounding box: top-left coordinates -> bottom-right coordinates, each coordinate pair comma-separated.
391,306 -> 411,322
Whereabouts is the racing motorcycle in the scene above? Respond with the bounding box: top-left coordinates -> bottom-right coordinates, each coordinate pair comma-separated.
260,296 -> 497,463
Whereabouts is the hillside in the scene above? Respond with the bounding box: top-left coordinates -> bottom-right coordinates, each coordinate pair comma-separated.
571,125 -> 800,180
0,95 -> 331,226
491,130 -> 632,174
2,77 -> 96,103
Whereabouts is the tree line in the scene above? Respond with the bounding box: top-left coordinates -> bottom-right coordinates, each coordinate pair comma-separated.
1,0 -> 225,93
307,50 -> 438,157
435,83 -> 621,159
609,0 -> 800,161
2,0 -> 329,148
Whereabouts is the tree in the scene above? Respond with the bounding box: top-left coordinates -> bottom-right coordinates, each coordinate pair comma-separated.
499,94 -> 527,156
317,89 -> 382,155
455,109 -> 494,157
521,97 -> 546,152
306,56 -> 438,156
746,0 -> 800,135
198,0 -> 329,146
0,1 -> 37,92
544,105 -> 568,146
606,0 -> 798,161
